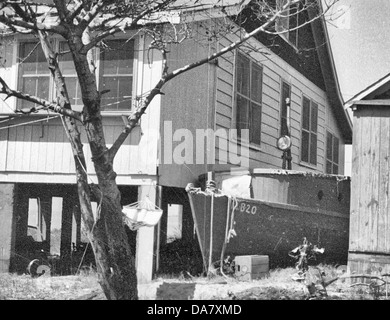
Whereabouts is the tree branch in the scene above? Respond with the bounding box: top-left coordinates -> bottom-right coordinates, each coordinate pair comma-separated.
67,1 -> 86,23
53,0 -> 70,23
0,77 -> 82,121
80,0 -> 176,54
78,0 -> 111,32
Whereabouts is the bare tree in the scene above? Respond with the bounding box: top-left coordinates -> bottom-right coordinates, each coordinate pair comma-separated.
0,0 -> 337,299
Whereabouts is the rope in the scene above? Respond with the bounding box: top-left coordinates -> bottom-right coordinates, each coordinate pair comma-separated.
208,193 -> 214,276
220,195 -> 231,278
0,115 -> 60,131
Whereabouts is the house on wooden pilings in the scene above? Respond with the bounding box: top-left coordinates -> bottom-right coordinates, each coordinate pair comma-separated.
0,0 -> 352,281
345,73 -> 390,276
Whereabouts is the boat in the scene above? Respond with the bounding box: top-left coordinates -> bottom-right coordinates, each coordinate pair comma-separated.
186,169 -> 350,270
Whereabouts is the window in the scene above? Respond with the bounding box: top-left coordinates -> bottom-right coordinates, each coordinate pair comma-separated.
326,131 -> 339,174
18,42 -> 50,109
99,39 -> 134,111
235,52 -> 263,145
280,81 -> 291,136
276,0 -> 300,47
18,38 -> 135,112
58,41 -> 82,108
301,96 -> 318,165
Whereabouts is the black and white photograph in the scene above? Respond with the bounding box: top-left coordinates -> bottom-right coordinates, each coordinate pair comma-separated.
0,0 -> 388,307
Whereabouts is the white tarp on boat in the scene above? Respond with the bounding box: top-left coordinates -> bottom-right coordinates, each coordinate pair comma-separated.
220,175 -> 251,198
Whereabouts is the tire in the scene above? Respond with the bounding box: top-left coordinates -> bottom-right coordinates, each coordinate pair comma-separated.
27,259 -> 51,277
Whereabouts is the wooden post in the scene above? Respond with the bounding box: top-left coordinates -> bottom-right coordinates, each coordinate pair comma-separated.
40,196 -> 52,252
154,185 -> 163,273
0,183 -> 16,273
136,184 -> 157,283
60,195 -> 73,274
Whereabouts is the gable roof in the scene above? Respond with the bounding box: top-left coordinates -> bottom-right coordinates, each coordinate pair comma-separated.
306,1 -> 352,143
344,72 -> 390,109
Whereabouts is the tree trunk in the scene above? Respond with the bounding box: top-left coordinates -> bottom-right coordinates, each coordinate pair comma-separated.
90,180 -> 138,300
38,30 -> 138,300
87,147 -> 138,299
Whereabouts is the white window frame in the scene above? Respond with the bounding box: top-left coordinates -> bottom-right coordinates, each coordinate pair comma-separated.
17,40 -> 54,110
15,36 -> 138,115
325,130 -> 339,174
233,50 -> 263,148
300,95 -> 318,167
275,0 -> 300,49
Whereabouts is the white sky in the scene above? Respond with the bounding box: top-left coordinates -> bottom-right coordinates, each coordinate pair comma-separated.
325,0 -> 390,102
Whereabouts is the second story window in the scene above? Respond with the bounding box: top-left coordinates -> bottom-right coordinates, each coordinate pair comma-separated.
235,52 -> 263,145
301,96 -> 318,166
99,39 -> 134,111
326,131 -> 339,174
18,42 -> 50,109
59,41 -> 82,108
17,38 -> 135,112
276,0 -> 300,47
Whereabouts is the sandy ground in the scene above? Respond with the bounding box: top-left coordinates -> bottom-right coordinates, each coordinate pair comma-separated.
0,267 -> 386,300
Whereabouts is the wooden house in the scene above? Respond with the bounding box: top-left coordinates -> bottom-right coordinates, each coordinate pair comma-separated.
0,1 -> 352,281
345,73 -> 390,276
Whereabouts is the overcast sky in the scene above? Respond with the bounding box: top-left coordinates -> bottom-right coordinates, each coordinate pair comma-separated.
325,0 -> 390,102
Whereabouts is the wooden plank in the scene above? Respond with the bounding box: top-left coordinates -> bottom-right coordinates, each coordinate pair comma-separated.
54,124 -> 66,173
217,67 -> 234,84
262,80 -> 280,100
378,113 -> 390,253
216,89 -> 233,108
29,125 -> 40,172
349,111 -> 361,251
358,111 -> 373,251
0,128 -> 8,170
62,123 -> 75,174
45,124 -> 57,173
215,112 -> 231,130
216,102 -> 232,119
12,125 -> 25,171
21,125 -> 32,171
263,65 -> 280,83
369,113 -> 380,252
260,131 -> 277,147
261,111 -> 279,129
36,123 -> 48,172
216,78 -> 233,99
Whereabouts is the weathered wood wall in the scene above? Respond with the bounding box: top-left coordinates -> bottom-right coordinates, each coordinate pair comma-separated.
348,105 -> 390,275
158,22 -> 215,187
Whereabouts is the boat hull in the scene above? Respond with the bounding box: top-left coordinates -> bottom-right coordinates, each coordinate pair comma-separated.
187,192 -> 349,270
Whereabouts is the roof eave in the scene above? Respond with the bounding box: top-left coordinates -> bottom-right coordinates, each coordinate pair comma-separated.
307,1 -> 353,144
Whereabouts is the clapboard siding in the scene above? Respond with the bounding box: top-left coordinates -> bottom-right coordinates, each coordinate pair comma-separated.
0,129 -> 8,170
1,118 -> 156,177
213,31 -> 346,174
